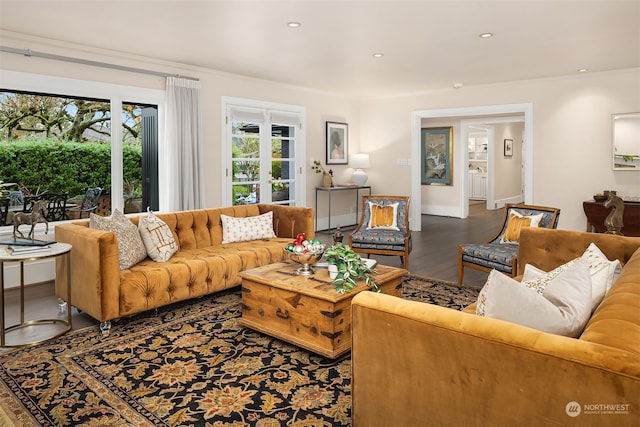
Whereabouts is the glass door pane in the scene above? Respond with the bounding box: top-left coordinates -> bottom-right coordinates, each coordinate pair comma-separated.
231,122 -> 261,205
271,124 -> 295,205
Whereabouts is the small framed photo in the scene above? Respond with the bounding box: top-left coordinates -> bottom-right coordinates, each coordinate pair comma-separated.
504,139 -> 513,156
326,121 -> 348,165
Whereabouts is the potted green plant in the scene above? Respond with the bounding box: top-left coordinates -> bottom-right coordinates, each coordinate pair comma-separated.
124,179 -> 143,213
324,243 -> 379,293
311,160 -> 333,188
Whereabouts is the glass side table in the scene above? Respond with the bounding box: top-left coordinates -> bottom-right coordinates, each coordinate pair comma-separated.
0,242 -> 72,347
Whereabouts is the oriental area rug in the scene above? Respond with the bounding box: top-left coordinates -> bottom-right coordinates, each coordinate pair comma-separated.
0,275 -> 479,427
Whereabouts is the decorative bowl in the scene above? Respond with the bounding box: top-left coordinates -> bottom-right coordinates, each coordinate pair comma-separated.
593,195 -> 607,203
285,248 -> 325,276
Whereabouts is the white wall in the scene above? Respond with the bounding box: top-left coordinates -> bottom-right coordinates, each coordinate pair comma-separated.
359,68 -> 640,230
493,121 -> 524,203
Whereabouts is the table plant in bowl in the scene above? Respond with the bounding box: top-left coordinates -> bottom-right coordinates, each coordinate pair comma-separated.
325,243 -> 379,293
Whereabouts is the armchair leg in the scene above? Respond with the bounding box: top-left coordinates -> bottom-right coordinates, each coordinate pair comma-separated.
400,256 -> 409,270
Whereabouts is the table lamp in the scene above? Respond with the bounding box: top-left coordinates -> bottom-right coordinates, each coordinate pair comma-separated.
350,153 -> 370,186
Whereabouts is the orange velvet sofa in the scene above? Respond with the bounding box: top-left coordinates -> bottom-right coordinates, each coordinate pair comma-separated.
54,204 -> 314,333
351,228 -> 640,427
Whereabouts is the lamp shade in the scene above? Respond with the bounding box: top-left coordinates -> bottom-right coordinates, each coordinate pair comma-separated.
350,153 -> 370,169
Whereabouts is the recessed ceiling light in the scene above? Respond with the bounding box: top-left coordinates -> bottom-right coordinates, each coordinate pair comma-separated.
453,82 -> 463,89
372,53 -> 384,58
578,68 -> 589,73
479,32 -> 493,38
287,22 -> 301,28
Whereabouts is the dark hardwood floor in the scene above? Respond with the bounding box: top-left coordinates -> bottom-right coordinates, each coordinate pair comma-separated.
316,201 -> 504,287
2,202 -> 504,336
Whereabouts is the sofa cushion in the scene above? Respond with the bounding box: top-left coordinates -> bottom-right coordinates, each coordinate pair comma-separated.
500,211 -> 543,243
220,211 -> 276,244
90,209 -> 147,269
478,259 -> 593,337
138,209 -> 179,262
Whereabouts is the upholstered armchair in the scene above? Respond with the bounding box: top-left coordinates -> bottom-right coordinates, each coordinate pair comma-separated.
458,203 -> 560,284
349,195 -> 411,270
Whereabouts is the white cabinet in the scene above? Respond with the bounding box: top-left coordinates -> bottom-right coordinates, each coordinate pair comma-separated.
469,173 -> 487,199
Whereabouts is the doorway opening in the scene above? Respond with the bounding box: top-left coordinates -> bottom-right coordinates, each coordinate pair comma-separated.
410,103 -> 533,231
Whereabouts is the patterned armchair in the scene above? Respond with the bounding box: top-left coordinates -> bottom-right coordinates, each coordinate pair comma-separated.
349,195 -> 411,270
457,203 -> 560,284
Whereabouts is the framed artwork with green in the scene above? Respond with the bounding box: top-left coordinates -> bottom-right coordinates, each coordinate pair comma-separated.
421,127 -> 453,185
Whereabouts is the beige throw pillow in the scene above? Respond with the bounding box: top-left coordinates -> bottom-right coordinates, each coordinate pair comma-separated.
90,209 -> 147,270
220,212 -> 276,244
478,260 -> 593,337
521,243 -> 622,312
138,210 -> 178,262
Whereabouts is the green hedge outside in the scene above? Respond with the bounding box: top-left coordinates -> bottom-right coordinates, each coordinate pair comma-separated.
0,139 -> 142,199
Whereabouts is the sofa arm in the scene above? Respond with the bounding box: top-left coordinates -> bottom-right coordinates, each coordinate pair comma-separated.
351,292 -> 640,427
54,222 -> 122,322
258,204 -> 315,239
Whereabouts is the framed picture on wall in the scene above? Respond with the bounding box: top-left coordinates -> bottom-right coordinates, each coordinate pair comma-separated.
326,121 -> 348,164
504,139 -> 513,156
421,127 -> 453,185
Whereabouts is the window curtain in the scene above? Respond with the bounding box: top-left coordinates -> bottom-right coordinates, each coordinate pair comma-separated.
162,77 -> 204,211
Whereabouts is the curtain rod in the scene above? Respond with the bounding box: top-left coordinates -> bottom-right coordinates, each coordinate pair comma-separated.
0,45 -> 200,81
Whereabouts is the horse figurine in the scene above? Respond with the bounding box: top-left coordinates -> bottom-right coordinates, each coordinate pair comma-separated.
604,194 -> 624,235
13,200 -> 49,240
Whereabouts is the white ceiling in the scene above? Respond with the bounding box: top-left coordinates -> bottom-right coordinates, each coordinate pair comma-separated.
1,0 -> 638,97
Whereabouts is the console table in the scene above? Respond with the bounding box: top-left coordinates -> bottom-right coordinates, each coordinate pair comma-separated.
583,200 -> 640,237
0,242 -> 72,347
315,185 -> 371,231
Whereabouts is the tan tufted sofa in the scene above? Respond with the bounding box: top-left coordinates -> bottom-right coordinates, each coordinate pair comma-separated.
351,228 -> 640,427
54,204 -> 314,333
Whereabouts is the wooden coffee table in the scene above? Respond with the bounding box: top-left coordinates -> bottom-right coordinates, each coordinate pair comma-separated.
239,260 -> 406,358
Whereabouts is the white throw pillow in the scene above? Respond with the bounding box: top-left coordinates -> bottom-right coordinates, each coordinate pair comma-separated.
521,243 -> 621,311
138,210 -> 179,262
580,243 -> 622,309
479,260 -> 592,337
476,260 -> 579,316
90,209 -> 147,270
220,211 -> 276,244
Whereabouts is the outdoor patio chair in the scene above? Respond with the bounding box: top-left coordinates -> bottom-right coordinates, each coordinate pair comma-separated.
457,203 -> 561,284
349,195 -> 412,270
67,187 -> 102,219
23,192 -> 69,222
0,198 -> 9,226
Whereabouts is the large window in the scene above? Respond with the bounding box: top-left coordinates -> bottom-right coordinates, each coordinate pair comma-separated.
0,71 -> 163,228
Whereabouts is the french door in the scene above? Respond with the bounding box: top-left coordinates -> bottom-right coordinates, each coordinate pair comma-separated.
224,99 -> 305,206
